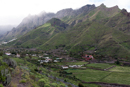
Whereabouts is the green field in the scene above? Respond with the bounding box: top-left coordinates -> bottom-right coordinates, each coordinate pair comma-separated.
65,63 -> 130,85
66,69 -> 110,82
86,63 -> 113,69
54,61 -> 88,65
101,72 -> 130,85
109,66 -> 130,72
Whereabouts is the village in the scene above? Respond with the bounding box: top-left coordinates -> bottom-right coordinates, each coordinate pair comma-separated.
1,48 -> 130,87
5,49 -> 95,69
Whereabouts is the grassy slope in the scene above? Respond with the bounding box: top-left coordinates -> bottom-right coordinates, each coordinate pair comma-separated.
66,64 -> 130,85
7,5 -> 130,58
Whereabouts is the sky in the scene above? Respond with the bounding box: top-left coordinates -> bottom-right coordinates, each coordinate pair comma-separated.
0,0 -> 130,26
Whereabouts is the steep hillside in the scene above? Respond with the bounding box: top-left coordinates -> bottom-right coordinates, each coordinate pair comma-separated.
0,25 -> 15,36
3,4 -> 130,59
0,13 -> 55,41
0,4 -> 96,42
10,18 -> 68,48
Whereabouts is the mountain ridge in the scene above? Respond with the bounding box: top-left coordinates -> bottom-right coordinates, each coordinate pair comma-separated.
0,4 -> 96,42
2,4 -> 130,59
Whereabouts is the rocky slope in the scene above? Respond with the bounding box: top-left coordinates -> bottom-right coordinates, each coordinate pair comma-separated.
0,4 -> 96,42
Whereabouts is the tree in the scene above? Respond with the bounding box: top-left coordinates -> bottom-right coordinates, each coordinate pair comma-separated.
78,83 -> 84,87
44,84 -> 51,87
38,79 -> 46,87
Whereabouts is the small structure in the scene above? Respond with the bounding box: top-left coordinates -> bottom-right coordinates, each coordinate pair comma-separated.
54,60 -> 58,62
62,66 -> 69,69
16,54 -> 20,58
5,52 -> 11,56
82,55 -> 94,61
32,54 -> 36,57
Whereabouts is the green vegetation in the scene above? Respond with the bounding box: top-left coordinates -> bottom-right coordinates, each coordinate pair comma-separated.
66,69 -> 110,82
109,66 -> 130,72
19,79 -> 26,83
102,72 -> 130,85
86,63 -> 113,69
3,4 -> 130,59
1,3 -> 130,87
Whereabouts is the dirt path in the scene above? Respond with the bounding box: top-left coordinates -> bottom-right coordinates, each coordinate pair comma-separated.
7,67 -> 27,87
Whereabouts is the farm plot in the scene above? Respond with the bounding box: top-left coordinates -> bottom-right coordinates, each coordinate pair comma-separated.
86,63 -> 113,69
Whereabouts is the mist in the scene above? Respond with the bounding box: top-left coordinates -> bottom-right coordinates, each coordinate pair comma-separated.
0,25 -> 16,35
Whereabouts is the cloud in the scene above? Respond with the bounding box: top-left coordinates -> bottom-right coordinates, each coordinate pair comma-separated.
0,0 -> 130,25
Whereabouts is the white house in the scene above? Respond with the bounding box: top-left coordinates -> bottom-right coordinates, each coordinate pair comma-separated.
62,66 -> 69,69
16,54 -> 20,58
5,53 -> 11,56
54,60 -> 58,62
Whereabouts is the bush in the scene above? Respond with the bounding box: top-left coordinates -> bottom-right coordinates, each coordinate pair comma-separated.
3,74 -> 11,85
44,84 -> 51,87
59,83 -> 66,87
115,60 -> 120,65
19,79 -> 26,83
38,79 -> 46,87
78,83 -> 84,87
0,84 -> 4,87
3,58 -> 17,68
51,83 -> 58,87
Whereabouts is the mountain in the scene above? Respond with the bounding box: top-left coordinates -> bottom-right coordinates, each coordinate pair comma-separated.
0,4 -> 96,42
0,25 -> 15,35
0,13 -> 55,41
9,18 -> 68,48
6,4 -> 130,59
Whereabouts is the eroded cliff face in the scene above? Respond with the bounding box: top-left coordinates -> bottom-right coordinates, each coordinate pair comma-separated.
121,9 -> 130,17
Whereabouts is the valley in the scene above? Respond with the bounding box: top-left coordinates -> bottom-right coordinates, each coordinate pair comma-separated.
0,3 -> 130,87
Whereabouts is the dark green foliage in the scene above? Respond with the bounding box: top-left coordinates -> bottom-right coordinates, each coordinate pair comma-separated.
0,84 -> 4,87
3,58 -> 17,69
0,60 -> 11,86
68,84 -> 72,87
0,52 -> 3,56
38,79 -> 46,87
47,18 -> 68,30
115,60 -> 120,65
2,55 -> 9,60
44,84 -> 51,87
11,51 -> 17,55
3,74 -> 11,86
78,83 -> 84,87
20,52 -> 26,58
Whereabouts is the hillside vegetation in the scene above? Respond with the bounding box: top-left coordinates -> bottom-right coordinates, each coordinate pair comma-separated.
4,4 -> 130,59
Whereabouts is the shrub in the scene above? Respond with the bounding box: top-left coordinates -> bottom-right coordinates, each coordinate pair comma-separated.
51,83 -> 58,87
30,75 -> 36,81
19,79 -> 26,83
44,84 -> 51,87
0,84 -> 4,87
38,79 -> 46,87
3,74 -> 11,85
59,83 -> 66,87
78,83 -> 84,87
3,58 -> 17,68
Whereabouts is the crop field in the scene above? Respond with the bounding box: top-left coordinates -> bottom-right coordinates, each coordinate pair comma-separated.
55,61 -> 88,65
86,63 -> 113,69
101,72 -> 130,85
109,66 -> 130,72
65,63 -> 130,85
66,69 -> 110,82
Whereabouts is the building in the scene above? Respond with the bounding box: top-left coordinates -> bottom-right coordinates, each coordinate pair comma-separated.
62,66 -> 69,69
5,52 -> 11,56
82,55 -> 94,61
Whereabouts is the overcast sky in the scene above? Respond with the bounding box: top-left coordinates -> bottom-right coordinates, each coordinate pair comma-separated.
0,0 -> 130,26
